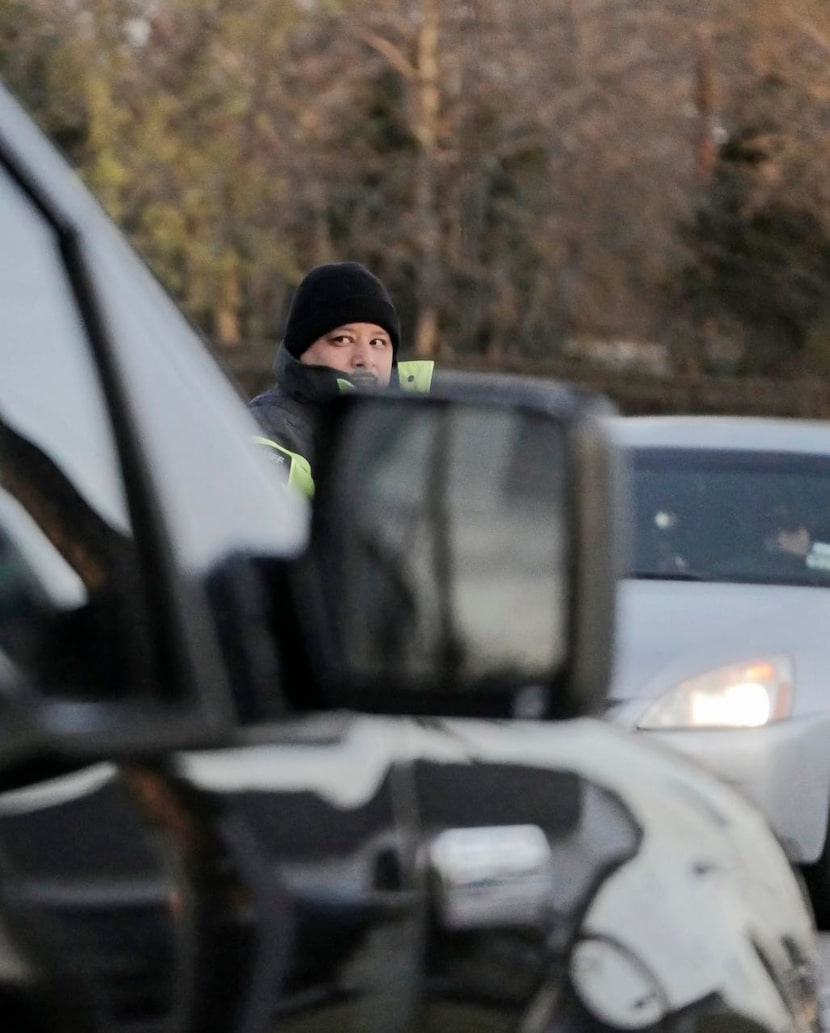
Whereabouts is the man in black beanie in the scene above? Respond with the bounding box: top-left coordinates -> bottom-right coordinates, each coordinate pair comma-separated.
249,262 -> 433,494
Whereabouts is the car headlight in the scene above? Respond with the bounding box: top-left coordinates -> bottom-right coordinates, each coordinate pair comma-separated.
637,656 -> 793,729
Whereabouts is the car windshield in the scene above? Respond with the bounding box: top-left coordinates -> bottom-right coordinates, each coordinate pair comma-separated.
629,447 -> 830,587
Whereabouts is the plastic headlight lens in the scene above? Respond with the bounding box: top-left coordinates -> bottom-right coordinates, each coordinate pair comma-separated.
637,656 -> 793,729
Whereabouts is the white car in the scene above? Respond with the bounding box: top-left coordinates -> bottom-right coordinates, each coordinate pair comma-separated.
608,414 -> 830,924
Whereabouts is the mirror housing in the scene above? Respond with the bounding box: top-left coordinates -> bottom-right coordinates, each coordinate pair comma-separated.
288,372 -> 624,721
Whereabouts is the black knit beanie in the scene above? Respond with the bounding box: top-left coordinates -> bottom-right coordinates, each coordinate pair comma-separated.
282,262 -> 401,361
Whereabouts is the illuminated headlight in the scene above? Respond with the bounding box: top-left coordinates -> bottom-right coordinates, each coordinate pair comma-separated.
637,656 -> 793,730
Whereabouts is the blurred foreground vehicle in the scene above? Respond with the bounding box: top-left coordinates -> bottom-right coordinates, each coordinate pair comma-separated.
0,80 -> 822,1033
608,415 -> 830,925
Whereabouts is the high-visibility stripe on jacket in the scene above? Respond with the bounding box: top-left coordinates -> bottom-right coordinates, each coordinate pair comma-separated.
252,436 -> 315,497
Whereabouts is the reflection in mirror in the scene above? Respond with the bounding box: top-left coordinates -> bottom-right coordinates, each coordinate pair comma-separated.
307,398 -> 569,702
0,162 -> 146,703
0,417 -> 139,695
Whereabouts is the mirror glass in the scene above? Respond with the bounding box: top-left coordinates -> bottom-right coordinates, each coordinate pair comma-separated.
308,398 -> 570,699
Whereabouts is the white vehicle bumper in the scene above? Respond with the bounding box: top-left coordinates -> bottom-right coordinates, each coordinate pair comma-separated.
610,708 -> 830,863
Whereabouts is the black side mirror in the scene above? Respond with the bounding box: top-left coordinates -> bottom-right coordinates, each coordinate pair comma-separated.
288,372 -> 624,720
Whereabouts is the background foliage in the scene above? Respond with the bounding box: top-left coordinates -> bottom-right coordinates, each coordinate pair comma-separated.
5,0 -> 830,384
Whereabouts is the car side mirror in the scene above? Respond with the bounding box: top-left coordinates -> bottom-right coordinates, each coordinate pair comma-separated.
288,372 -> 624,720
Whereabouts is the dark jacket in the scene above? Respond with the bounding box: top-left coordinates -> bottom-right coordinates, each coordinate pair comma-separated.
248,348 -> 344,494
249,348 -> 434,494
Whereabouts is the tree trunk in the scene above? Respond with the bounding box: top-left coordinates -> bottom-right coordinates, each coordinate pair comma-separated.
412,0 -> 442,358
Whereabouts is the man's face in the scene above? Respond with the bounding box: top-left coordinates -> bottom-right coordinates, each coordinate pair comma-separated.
301,322 -> 394,389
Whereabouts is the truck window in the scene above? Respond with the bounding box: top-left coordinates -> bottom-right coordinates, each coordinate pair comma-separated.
0,164 -> 147,698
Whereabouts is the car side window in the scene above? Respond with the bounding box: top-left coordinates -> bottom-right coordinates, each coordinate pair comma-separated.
0,163 -> 147,698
